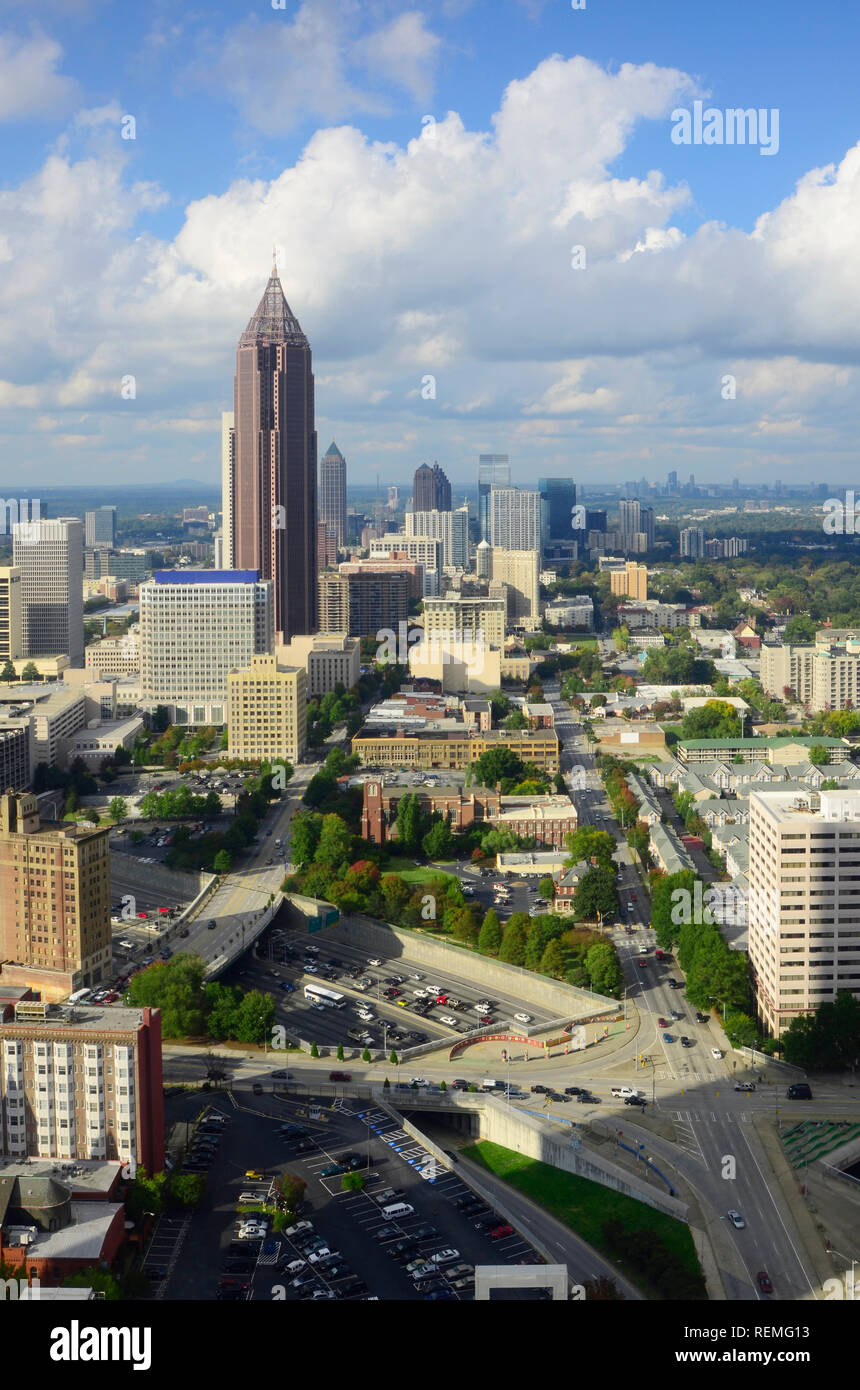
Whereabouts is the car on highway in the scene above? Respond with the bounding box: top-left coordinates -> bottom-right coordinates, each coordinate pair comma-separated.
367,957 -> 382,966
207,920 -> 217,930
329,1071 -> 352,1082
576,1092 -> 599,1104
727,1209 -> 745,1229
757,1270 -> 773,1294
514,1013 -> 532,1023
624,1095 -> 647,1107
734,1081 -> 756,1093
711,1048 -> 723,1059
680,1037 -> 694,1048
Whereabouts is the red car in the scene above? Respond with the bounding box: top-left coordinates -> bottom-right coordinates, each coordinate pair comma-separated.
489,1225 -> 513,1240
435,994 -> 447,1004
158,906 -> 170,914
756,1270 -> 773,1294
657,1017 -> 668,1028
137,912 -> 148,919
329,1071 -> 352,1082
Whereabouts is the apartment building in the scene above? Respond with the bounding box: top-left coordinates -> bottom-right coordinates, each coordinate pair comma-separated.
422,596 -> 505,650
610,561 -> 648,602
318,574 -> 350,632
279,632 -> 361,698
678,736 -> 846,765
352,726 -> 559,771
488,488 -> 541,551
227,653 -> 307,764
544,596 -> 594,630
369,535 -> 443,596
762,637 -> 860,712
680,526 -> 705,559
139,570 -> 274,725
0,792 -> 112,1000
489,549 -> 541,628
405,506 -> 469,570
0,1000 -> 163,1168
748,789 -> 860,1036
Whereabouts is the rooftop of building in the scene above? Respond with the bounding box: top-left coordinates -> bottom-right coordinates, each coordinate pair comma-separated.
152,569 -> 261,585
749,787 -> 860,823
0,1157 -> 121,1194
679,735 -> 846,749
0,1002 -> 148,1031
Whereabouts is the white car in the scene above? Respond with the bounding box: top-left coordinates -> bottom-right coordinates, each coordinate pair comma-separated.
237,1226 -> 267,1240
429,1247 -> 460,1265
410,1077 -> 429,1087
514,1013 -> 532,1024
367,957 -> 382,966
711,1048 -> 723,1060
438,1015 -> 458,1027
307,1248 -> 335,1264
284,1259 -> 307,1275
410,973 -> 423,981
727,1209 -> 745,1229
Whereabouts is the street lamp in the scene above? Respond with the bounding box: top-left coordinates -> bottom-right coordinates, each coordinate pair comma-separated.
828,1246 -> 858,1300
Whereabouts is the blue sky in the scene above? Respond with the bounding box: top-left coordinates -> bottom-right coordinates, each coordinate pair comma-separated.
2,0 -> 860,490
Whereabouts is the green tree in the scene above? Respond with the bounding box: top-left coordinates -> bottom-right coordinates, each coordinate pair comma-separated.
478,908 -> 502,956
573,867 -> 619,922
290,811 -> 324,865
503,710 -> 528,730
314,813 -> 353,870
395,792 -> 425,853
422,815 -> 454,860
0,659 -> 15,682
341,1172 -> 364,1192
389,1049 -> 399,1065
679,700 -> 742,741
21,661 -> 39,682
499,915 -> 528,966
213,849 -> 232,874
783,614 -> 816,643
362,1047 -> 372,1063
472,746 -> 524,789
336,1041 -> 345,1061
538,876 -> 555,901
126,955 -> 208,1037
565,826 -> 617,872
585,942 -> 623,997
809,744 -> 832,766
63,1268 -> 121,1299
168,1172 -> 206,1209
310,1042 -> 319,1058
539,938 -> 566,978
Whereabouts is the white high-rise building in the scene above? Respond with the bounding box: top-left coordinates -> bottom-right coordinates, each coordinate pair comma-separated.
13,518 -> 84,667
139,569 -> 273,725
680,526 -> 705,559
405,506 -> 469,570
488,488 -> 541,551
748,789 -> 860,1037
369,534 -> 443,596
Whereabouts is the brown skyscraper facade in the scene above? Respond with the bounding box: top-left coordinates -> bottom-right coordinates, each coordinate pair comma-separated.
229,264 -> 318,642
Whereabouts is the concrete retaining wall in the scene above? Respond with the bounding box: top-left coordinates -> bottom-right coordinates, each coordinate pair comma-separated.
324,912 -> 616,1018
110,853 -> 212,903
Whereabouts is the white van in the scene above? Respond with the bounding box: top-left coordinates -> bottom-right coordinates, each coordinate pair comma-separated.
381,1201 -> 415,1221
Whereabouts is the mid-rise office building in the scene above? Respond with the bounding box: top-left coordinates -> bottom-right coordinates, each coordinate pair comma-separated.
318,574 -> 350,632
13,518 -> 84,668
317,522 -> 338,571
412,462 -> 451,512
317,570 -> 410,638
478,454 -> 510,542
610,561 -> 648,602
490,548 -> 540,627
422,595 -> 505,650
0,792 -> 112,1000
489,487 -> 541,551
84,507 -> 116,550
680,526 -> 705,559
748,789 -> 860,1036
139,570 -> 274,725
0,566 -> 23,664
405,506 -> 469,571
279,633 -> 361,698
0,1001 -> 163,1168
227,653 -> 307,764
319,441 -> 347,549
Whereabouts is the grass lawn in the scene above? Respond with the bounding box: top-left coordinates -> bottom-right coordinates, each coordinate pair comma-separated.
397,866 -> 460,886
462,1139 -> 701,1295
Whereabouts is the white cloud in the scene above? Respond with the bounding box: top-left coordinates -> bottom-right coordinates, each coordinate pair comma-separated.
4,52 -> 860,482
0,30 -> 78,121
353,11 -> 441,104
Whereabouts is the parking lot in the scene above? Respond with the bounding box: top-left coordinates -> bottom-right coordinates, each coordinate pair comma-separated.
151,1085 -> 545,1302
228,922 -> 558,1059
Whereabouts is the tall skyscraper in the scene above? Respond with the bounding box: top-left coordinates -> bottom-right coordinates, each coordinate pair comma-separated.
319,441 -> 347,549
618,499 -> 654,553
226,262 -> 317,643
488,487 -> 541,551
387,486 -> 399,511
84,506 -> 116,549
478,454 -> 510,541
667,471 -> 678,493
13,518 -> 84,668
413,462 -> 451,512
220,411 -> 234,568
538,477 -> 577,550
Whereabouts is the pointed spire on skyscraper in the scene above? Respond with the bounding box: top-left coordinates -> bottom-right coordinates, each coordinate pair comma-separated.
240,261 -> 307,348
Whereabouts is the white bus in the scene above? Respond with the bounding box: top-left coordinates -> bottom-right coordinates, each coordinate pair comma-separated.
303,984 -> 346,1009
67,988 -> 92,1004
